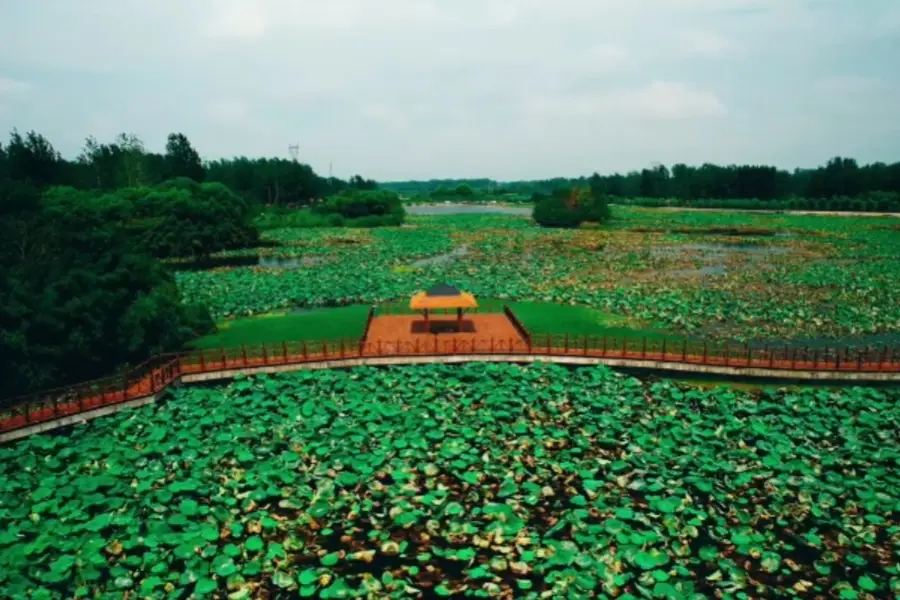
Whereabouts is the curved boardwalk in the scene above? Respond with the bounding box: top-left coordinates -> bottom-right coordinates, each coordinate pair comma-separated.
3,311 -> 900,443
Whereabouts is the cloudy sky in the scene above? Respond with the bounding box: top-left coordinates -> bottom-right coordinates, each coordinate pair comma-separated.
1,0 -> 899,180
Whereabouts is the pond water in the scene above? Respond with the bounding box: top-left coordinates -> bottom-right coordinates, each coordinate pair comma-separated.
668,265 -> 728,278
651,242 -> 791,279
407,203 -> 531,216
652,243 -> 791,259
173,255 -> 320,271
410,245 -> 470,268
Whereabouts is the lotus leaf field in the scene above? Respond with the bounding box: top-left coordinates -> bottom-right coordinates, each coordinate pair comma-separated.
174,208 -> 900,343
2,363 -> 899,599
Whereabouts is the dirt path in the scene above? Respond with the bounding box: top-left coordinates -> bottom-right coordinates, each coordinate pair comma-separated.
631,206 -> 900,218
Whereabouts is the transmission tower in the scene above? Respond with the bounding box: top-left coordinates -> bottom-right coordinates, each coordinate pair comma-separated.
288,144 -> 299,161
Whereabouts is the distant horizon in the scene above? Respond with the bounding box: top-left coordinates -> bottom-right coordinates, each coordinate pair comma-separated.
2,1 -> 899,180
4,126 -> 897,184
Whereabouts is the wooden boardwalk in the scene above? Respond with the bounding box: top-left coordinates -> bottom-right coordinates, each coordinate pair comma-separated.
364,314 -> 526,353
2,306 -> 900,442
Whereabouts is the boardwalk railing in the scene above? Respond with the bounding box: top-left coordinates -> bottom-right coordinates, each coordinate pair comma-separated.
3,335 -> 900,437
504,305 -> 532,345
360,306 -> 376,345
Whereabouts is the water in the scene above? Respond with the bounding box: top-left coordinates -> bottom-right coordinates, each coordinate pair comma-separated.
651,243 -> 791,259
407,203 -> 531,216
410,246 -> 470,268
173,255 -> 320,271
668,265 -> 728,278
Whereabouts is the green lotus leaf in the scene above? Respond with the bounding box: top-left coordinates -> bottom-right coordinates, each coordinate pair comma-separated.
245,536 -> 264,552
195,578 -> 217,595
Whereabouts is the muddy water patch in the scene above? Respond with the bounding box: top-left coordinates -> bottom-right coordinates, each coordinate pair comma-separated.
410,245 -> 470,268
407,203 -> 531,216
173,255 -> 323,271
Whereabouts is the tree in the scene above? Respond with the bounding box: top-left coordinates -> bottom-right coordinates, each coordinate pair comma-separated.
206,157 -> 331,206
455,183 -> 475,197
313,189 -> 405,226
164,133 -> 205,182
3,130 -> 65,188
349,174 -> 378,191
533,188 -> 584,228
0,184 -> 213,399
127,179 -> 260,258
77,133 -> 150,190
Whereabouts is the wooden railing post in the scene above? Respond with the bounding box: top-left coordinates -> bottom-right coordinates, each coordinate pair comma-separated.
584,336 -> 589,356
262,345 -> 268,364
564,334 -> 569,353
322,339 -> 329,358
221,347 -> 227,367
791,348 -> 797,369
452,338 -> 457,354
724,342 -> 729,366
546,334 -> 551,354
641,337 -> 647,358
490,337 -> 495,353
767,344 -> 773,368
746,343 -> 751,367
834,347 -> 840,370
682,340 -> 687,361
813,348 -> 819,369
242,345 -> 248,366
396,339 -> 401,355
199,350 -> 206,371
340,338 -> 346,359
122,375 -> 128,401
702,342 -> 708,364
621,337 -> 627,357
433,336 -> 438,354
856,349 -> 863,371
282,342 -> 288,362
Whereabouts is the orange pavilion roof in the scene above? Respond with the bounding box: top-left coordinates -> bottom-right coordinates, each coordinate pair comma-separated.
409,284 -> 478,310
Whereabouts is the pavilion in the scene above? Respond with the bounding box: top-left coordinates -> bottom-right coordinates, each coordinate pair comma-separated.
409,283 -> 478,331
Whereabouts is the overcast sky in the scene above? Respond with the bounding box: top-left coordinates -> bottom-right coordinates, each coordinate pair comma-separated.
1,0 -> 899,180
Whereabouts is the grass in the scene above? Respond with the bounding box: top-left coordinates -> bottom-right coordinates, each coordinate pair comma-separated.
505,300 -> 675,341
192,305 -> 370,349
192,299 -> 676,350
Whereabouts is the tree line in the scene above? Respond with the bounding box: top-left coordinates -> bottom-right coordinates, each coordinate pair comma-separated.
0,129 -> 378,205
0,129 -> 387,403
382,157 -> 900,211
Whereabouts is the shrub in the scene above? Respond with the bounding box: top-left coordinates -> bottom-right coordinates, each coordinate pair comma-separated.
532,194 -> 583,228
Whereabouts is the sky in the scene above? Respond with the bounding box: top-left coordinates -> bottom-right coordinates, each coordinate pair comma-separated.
1,0 -> 899,181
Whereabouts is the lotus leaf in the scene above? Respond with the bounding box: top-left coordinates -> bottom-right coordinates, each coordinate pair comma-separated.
1,363 -> 898,597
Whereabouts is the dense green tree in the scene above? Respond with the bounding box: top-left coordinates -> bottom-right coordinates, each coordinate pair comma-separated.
314,189 -> 405,225
0,184 -> 213,400
164,132 -> 205,182
3,130 -> 66,188
349,174 -> 378,191
533,185 -> 610,227
128,179 -> 259,258
206,157 -> 331,205
77,133 -> 152,190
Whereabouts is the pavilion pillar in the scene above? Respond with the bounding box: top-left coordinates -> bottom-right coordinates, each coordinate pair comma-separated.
424,309 -> 429,323
457,308 -> 462,328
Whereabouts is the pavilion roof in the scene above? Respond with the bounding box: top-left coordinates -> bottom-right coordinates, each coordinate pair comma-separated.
409,284 -> 478,310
